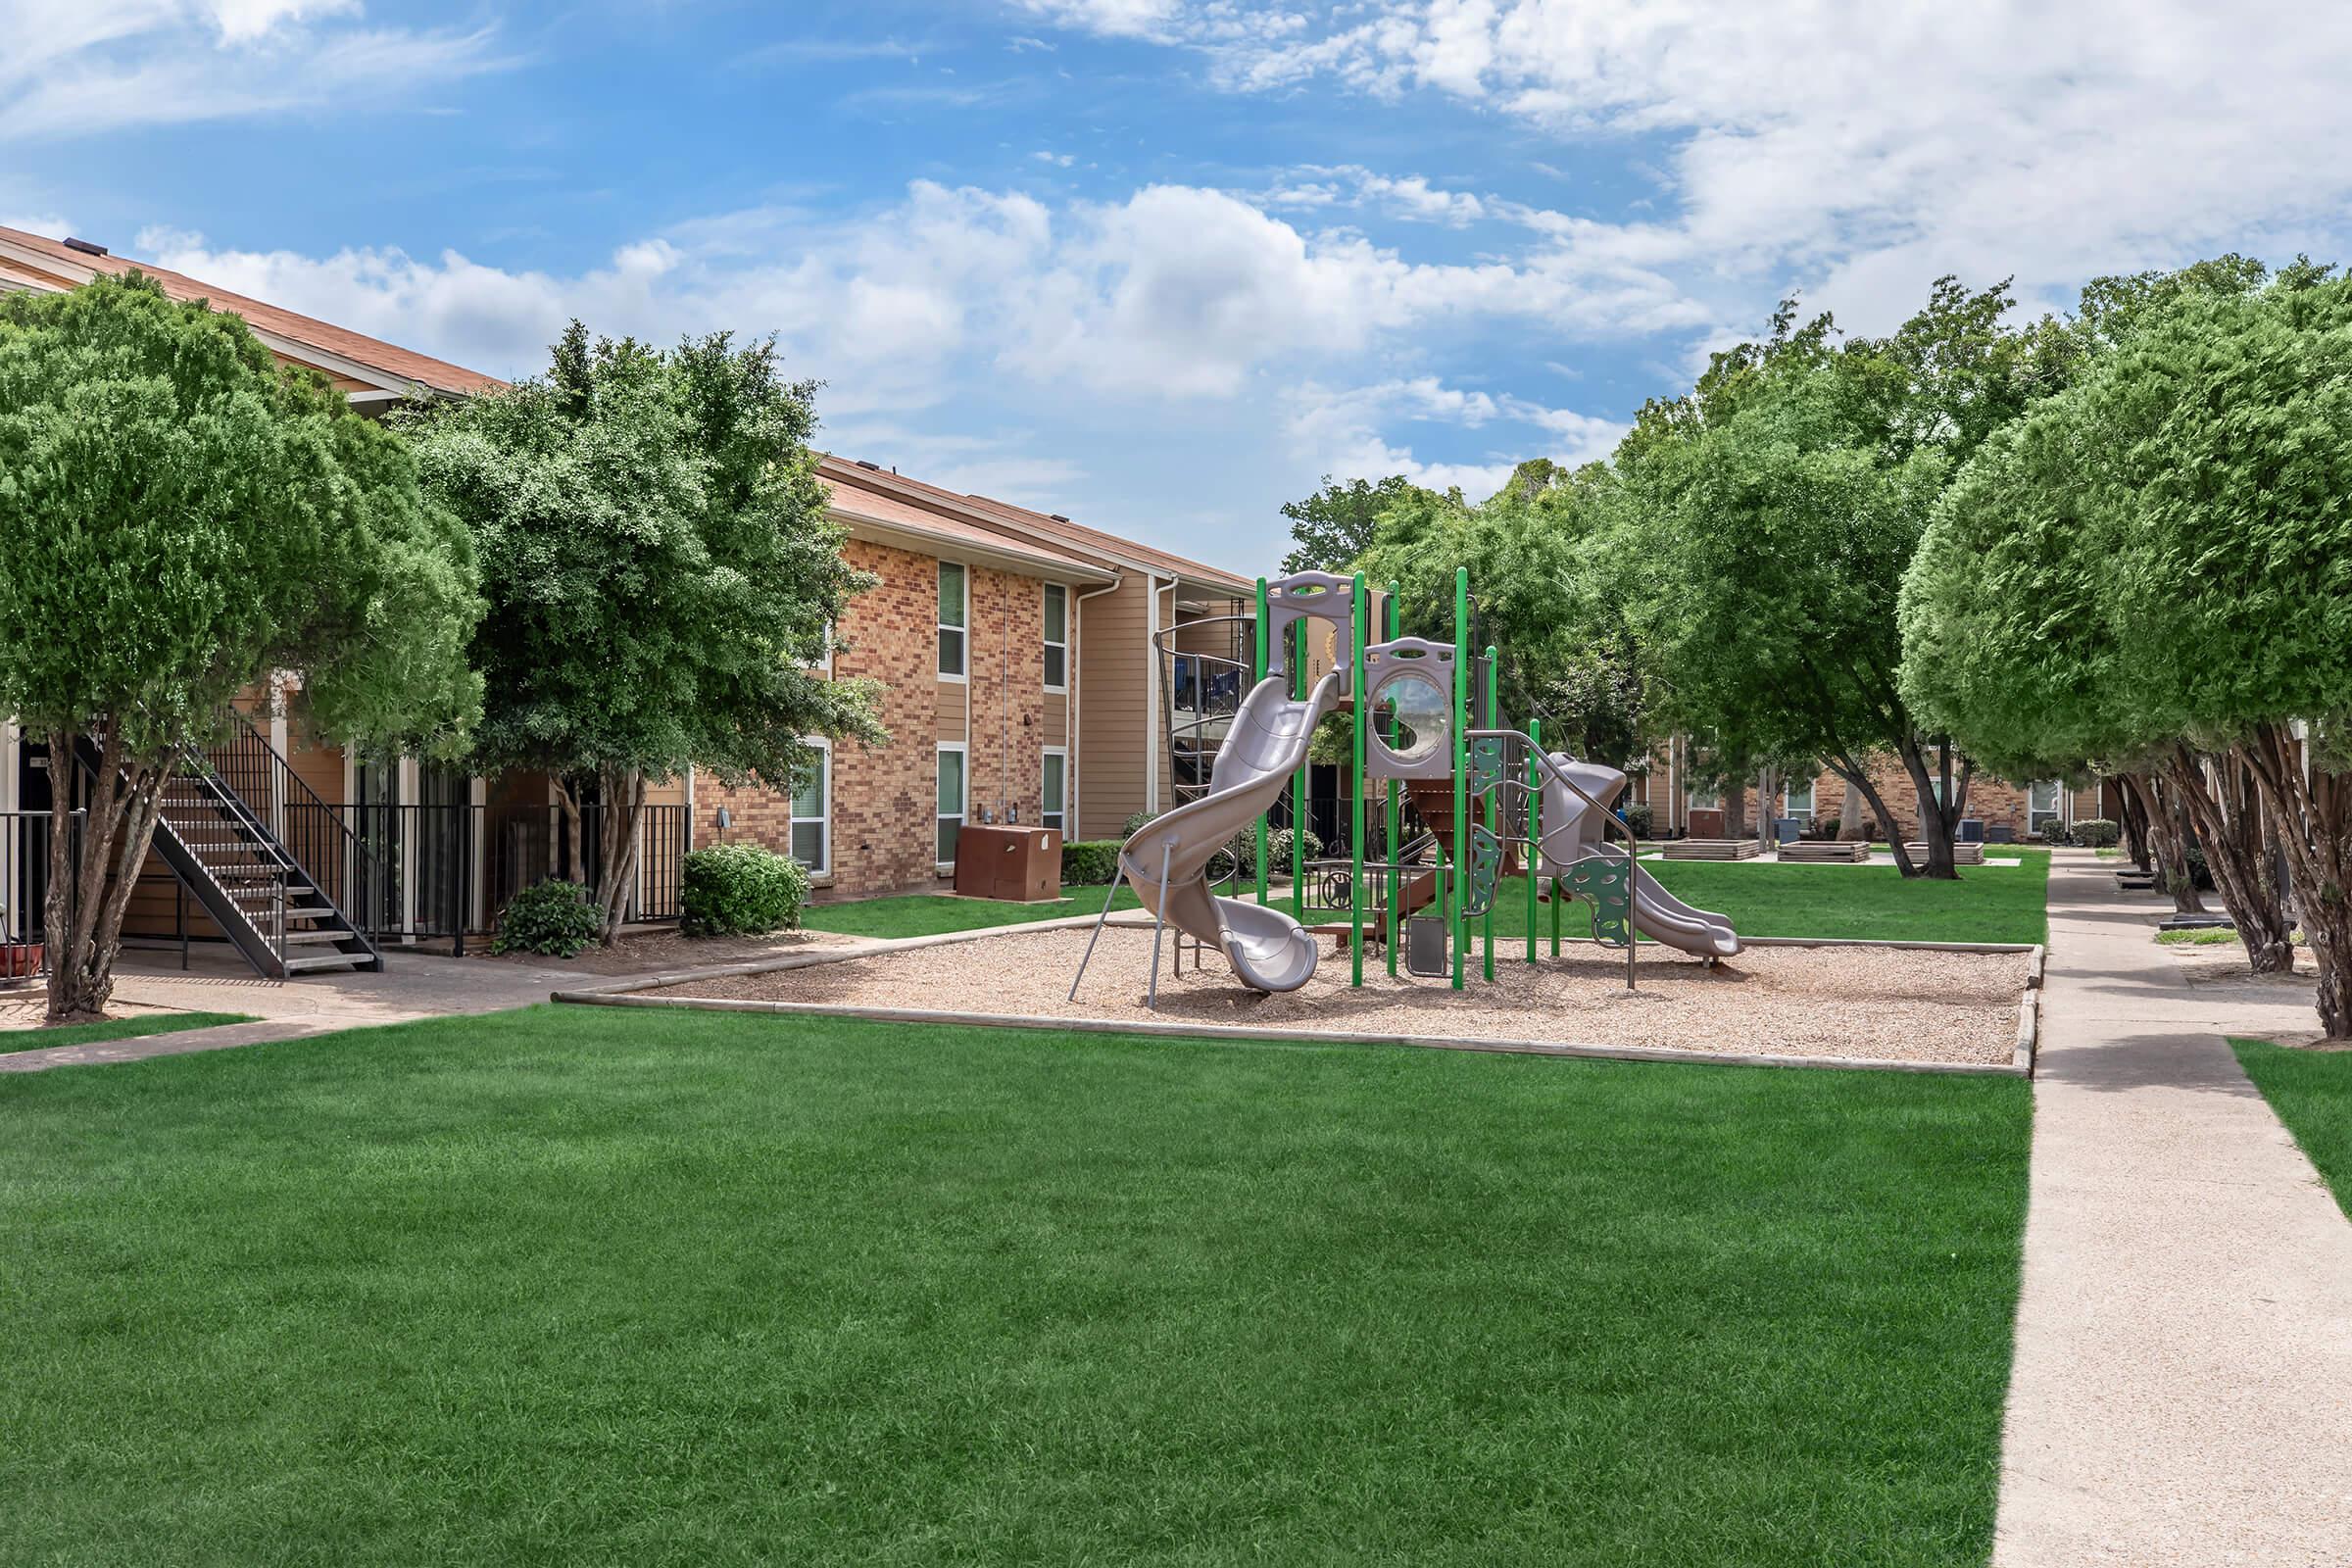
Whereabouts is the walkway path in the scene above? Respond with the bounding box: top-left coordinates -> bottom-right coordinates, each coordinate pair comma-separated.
1995,851 -> 2352,1566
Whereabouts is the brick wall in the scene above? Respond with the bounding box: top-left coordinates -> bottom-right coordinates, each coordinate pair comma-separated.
695,537 -> 1059,900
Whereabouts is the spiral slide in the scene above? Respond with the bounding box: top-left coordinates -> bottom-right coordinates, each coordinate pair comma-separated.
1118,669 -> 1344,993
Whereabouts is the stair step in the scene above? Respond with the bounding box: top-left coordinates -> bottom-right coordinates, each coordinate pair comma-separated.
282,953 -> 364,974
283,927 -> 355,945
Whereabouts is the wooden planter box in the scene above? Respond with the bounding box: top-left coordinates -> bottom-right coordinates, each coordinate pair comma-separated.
0,942 -> 43,984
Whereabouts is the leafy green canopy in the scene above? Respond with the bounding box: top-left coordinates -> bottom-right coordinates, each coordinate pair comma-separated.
1275,473 -> 1431,576
407,324 -> 882,792
0,271 -> 481,758
1903,263 -> 2352,773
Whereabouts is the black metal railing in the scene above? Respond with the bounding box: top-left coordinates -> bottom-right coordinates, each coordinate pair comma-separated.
271,798 -> 687,942
2,810 -> 74,957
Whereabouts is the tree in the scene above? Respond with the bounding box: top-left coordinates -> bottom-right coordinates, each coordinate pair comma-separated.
1627,370 -> 1961,870
1622,277 -> 2082,876
1276,474 -> 1428,575
0,272 -> 482,1022
1904,266 -> 2352,1034
408,323 -> 884,941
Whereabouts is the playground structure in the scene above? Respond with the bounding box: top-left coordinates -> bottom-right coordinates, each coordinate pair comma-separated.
1069,567 -> 1742,1006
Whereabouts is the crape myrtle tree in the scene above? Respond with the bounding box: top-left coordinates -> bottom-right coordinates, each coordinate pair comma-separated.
408,323 -> 884,942
1906,265 -> 2352,1033
0,273 -> 482,1022
1621,279 -> 2080,877
1359,461 -> 1656,770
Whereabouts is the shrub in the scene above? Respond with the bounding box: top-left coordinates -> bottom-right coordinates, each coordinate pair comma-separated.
1816,814 -> 1841,841
1265,826 -> 1324,871
2069,818 -> 2121,849
1061,839 -> 1122,886
680,842 -> 809,938
493,878 -> 605,958
1121,810 -> 1157,838
1622,802 -> 1655,840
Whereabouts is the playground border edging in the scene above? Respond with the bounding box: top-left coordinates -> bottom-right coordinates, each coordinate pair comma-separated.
556,930 -> 2045,1078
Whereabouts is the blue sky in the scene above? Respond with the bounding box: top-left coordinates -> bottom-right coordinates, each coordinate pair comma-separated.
9,1 -> 2352,572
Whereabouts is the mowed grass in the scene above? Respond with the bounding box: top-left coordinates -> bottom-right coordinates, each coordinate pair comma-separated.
0,1008 -> 252,1052
2233,1038 -> 2352,1219
0,1005 -> 2031,1567
803,881 -> 1142,938
808,855 -> 2049,946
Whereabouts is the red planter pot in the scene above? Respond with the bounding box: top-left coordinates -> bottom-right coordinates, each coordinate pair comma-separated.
0,943 -> 43,981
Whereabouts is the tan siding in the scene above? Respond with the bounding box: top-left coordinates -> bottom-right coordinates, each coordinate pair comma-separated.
1075,575 -> 1151,839
1044,692 -> 1068,747
935,681 -> 966,741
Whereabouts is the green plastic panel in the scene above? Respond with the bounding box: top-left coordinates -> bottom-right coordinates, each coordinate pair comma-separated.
1559,853 -> 1633,948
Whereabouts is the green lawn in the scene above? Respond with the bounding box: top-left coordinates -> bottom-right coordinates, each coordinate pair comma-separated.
2233,1038 -> 2352,1220
0,1008 -> 252,1053
808,855 -> 2048,947
803,881 -> 1143,938
1,1005 -> 2032,1566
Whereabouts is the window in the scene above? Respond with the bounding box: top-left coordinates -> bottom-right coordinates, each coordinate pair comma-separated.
1042,749 -> 1067,835
938,563 -> 966,679
791,740 -> 830,873
2029,779 -> 2064,837
1687,782 -> 1722,811
1784,775 -> 1815,817
936,744 -> 966,863
1044,585 -> 1067,691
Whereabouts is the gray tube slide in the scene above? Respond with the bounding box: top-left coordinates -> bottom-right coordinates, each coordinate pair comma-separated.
1119,671 -> 1343,993
1534,751 -> 1741,959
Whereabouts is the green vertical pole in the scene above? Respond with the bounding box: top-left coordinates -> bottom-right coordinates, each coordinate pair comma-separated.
1526,716 -> 1541,965
1384,581 -> 1401,978
1292,617 -> 1307,921
1483,644 -> 1497,982
1349,575 -> 1366,986
1451,567 -> 1469,990
1253,578 -> 1269,908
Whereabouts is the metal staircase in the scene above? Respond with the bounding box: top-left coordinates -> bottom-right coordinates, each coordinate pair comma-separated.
76,728 -> 383,979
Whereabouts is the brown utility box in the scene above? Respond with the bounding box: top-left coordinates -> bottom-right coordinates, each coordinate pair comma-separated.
1686,807 -> 1726,839
953,825 -> 1062,902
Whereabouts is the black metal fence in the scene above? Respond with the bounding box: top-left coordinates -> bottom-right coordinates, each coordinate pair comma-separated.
270,800 -> 688,945
1,810 -> 74,978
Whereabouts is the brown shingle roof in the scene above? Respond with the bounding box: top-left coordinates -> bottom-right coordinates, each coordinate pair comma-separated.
819,456 -> 1251,593
0,225 -> 504,398
824,478 -> 1110,581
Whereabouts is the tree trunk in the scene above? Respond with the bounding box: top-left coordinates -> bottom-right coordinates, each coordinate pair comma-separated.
2115,779 -> 2153,870
2119,770 -> 2206,915
1828,756 -> 1916,874
1893,736 -> 1960,880
42,725 -> 172,1025
553,777 -> 586,885
2241,721 -> 2352,1041
1825,775 -> 1862,841
592,766 -> 647,944
2167,745 -> 2295,974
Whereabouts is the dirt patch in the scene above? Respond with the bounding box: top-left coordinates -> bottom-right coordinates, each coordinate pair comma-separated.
0,992 -> 180,1034
2162,941 -> 2322,993
475,925 -> 869,976
642,925 -> 2032,1066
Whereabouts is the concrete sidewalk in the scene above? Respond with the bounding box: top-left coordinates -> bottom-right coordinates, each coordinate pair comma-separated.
1995,852 -> 2352,1566
0,948 -> 611,1072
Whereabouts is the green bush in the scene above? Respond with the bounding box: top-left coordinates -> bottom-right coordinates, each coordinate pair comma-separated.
680,842 -> 809,938
1264,826 -> 1324,871
2068,818 -> 2121,849
1061,839 -> 1122,886
1622,802 -> 1655,840
493,878 -> 605,958
1816,814 -> 1841,841
1121,810 -> 1157,838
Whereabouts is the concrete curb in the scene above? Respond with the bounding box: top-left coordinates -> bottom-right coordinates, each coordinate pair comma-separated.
552,989 -> 2032,1077
2015,988 -> 2039,1076
0,1016 -> 330,1073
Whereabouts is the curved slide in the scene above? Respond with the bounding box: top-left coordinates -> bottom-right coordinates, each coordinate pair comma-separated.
1119,670 -> 1344,992
1533,752 -> 1741,959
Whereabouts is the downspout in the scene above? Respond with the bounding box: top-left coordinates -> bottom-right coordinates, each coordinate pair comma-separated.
1073,574 -> 1124,837
1001,573 -> 1011,821
1144,572 -> 1171,817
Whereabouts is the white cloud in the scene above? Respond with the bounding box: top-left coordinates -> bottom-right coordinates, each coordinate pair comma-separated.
0,0 -> 515,139
1019,1 -> 2352,335
1282,377 -> 1626,501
